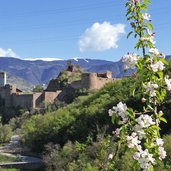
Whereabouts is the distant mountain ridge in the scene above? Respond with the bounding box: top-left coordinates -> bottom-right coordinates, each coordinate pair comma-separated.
0,56 -> 170,86
7,73 -> 34,92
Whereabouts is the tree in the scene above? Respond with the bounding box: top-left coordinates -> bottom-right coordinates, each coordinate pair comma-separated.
33,84 -> 43,92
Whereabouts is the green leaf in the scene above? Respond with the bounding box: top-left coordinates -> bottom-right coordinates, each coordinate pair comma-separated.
160,117 -> 167,123
111,114 -> 115,124
149,165 -> 154,171
160,58 -> 168,65
125,2 -> 130,7
157,71 -> 163,79
147,40 -> 154,48
127,31 -> 133,38
143,0 -> 151,4
126,10 -> 131,17
146,23 -> 153,30
147,105 -> 154,111
136,61 -> 143,70
140,4 -> 148,10
134,33 -> 137,38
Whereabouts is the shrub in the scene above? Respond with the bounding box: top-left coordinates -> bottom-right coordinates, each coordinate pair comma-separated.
0,124 -> 12,143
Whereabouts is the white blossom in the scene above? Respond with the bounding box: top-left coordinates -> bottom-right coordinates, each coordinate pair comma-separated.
122,53 -> 139,69
108,109 -> 113,116
150,61 -> 165,72
112,102 -> 129,124
108,153 -> 113,160
142,13 -> 151,21
133,152 -> 141,160
141,36 -> 156,45
113,102 -> 127,114
136,115 -> 155,128
140,29 -> 156,44
165,75 -> 171,91
134,124 -> 146,139
114,128 -> 120,137
136,149 -> 155,171
143,82 -> 158,97
158,147 -> 167,160
137,145 -> 142,152
127,132 -> 141,148
139,158 -> 150,171
156,138 -> 164,147
149,48 -> 159,56
146,29 -> 153,36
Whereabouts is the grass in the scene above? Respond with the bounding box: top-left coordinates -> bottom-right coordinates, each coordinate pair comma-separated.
0,154 -> 21,163
0,168 -> 20,171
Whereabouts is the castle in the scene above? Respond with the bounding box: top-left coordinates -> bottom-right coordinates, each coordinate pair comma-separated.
0,66 -> 115,109
70,71 -> 114,90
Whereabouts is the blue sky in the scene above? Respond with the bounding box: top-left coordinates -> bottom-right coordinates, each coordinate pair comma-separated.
0,0 -> 171,62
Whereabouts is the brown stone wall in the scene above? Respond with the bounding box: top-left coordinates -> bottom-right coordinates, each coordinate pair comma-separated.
0,84 -> 17,107
81,72 -> 114,90
81,73 -> 98,90
44,91 -> 61,107
12,94 -> 34,109
81,73 -> 90,89
96,77 -> 114,89
89,73 -> 97,90
33,93 -> 44,108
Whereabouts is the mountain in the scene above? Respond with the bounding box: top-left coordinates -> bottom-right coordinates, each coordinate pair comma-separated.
0,56 -> 170,86
7,73 -> 34,92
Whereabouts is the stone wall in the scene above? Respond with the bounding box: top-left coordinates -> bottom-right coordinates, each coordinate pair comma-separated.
96,77 -> 114,89
44,91 -> 62,107
11,91 -> 61,109
0,84 -> 17,107
33,92 -> 44,108
81,73 -> 97,90
81,72 -> 114,90
0,84 -> 62,109
12,94 -> 33,109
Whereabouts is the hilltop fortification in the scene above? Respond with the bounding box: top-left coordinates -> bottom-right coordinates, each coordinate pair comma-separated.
0,65 -> 115,109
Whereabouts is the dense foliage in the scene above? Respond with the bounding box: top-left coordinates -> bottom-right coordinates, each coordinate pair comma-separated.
22,78 -> 137,152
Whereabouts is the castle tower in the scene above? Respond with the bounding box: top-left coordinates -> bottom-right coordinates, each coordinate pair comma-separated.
0,72 -> 7,87
81,73 -> 97,90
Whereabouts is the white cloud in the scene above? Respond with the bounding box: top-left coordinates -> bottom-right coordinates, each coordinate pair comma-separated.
79,22 -> 125,52
0,48 -> 19,58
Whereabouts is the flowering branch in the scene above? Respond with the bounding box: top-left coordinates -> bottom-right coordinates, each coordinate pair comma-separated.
108,0 -> 170,170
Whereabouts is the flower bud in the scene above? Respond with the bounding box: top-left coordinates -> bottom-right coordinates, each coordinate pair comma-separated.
141,97 -> 146,103
130,22 -> 135,26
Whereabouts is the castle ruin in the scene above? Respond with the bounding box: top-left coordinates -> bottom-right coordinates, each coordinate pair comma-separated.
71,71 -> 114,90
0,83 -> 61,109
0,66 -> 115,109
